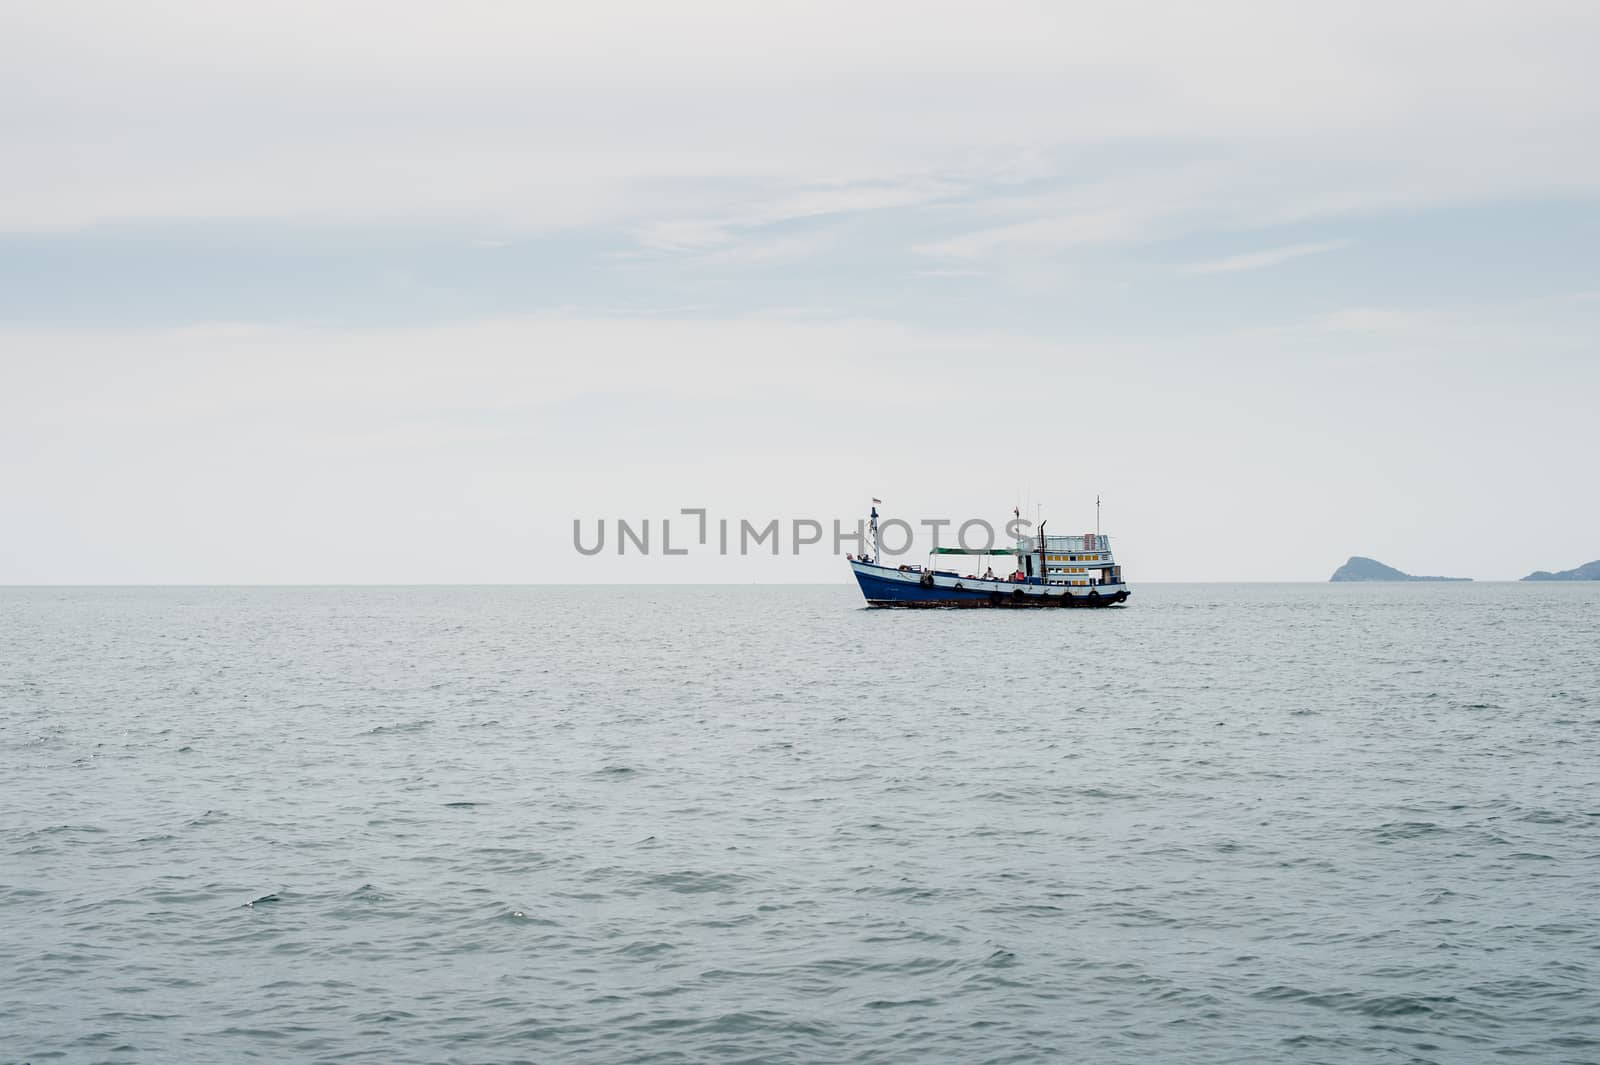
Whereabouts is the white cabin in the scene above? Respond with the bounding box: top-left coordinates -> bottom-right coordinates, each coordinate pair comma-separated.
1015,533 -> 1124,588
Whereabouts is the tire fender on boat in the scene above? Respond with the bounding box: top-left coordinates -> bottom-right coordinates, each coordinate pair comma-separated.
919,573 -> 934,588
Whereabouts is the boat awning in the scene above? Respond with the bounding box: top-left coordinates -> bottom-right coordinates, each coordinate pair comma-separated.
931,547 -> 1020,555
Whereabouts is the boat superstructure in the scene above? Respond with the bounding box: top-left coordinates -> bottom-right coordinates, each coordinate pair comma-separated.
847,503 -> 1130,608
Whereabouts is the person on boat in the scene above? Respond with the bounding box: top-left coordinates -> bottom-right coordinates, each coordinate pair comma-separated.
982,566 -> 996,580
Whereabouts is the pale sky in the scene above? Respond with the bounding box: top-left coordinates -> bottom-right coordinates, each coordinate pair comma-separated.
3,0 -> 1598,583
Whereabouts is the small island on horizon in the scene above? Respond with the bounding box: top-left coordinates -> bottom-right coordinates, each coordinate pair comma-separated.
1330,556 -> 1471,582
1522,560 -> 1600,581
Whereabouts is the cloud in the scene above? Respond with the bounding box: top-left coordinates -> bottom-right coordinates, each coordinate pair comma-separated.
1313,305 -> 1436,334
914,208 -> 1153,259
3,2 -> 1597,235
629,176 -> 961,259
1179,239 -> 1354,275
4,302 -> 1597,583
689,226 -> 847,267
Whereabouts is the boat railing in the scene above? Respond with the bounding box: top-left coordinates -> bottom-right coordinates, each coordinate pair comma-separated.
1028,535 -> 1112,553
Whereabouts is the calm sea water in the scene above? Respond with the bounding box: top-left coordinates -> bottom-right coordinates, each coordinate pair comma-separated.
3,583 -> 1599,1064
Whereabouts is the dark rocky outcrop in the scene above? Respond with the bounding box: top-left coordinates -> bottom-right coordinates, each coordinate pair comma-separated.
1330,556 -> 1471,582
1522,560 -> 1600,581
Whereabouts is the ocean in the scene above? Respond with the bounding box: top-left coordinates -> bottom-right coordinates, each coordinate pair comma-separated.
3,583 -> 1598,1064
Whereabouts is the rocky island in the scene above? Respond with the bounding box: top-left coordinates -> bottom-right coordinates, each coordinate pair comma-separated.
1329,556 -> 1471,582
1522,560 -> 1600,581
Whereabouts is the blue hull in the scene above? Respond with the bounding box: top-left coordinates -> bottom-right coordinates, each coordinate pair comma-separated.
852,566 -> 1128,608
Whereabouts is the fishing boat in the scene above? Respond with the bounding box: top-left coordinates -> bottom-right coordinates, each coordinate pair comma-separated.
847,503 -> 1131,608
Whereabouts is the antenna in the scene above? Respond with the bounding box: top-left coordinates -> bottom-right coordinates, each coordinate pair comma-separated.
1096,494 -> 1101,537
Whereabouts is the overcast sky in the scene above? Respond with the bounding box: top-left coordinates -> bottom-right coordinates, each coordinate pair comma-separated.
3,0 -> 1598,582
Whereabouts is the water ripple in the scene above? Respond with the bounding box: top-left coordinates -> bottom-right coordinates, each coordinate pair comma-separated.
3,583 -> 1599,1063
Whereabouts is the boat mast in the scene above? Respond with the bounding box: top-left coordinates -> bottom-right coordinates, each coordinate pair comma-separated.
869,499 -> 880,563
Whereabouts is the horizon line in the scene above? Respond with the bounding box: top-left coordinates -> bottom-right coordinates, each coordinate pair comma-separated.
0,580 -> 1558,589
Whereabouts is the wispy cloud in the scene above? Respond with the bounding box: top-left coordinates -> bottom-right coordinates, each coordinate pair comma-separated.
1313,305 -> 1432,334
6,4 -> 1598,236
631,175 -> 962,260
1179,239 -> 1353,275
690,226 -> 846,267
913,208 -> 1153,260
